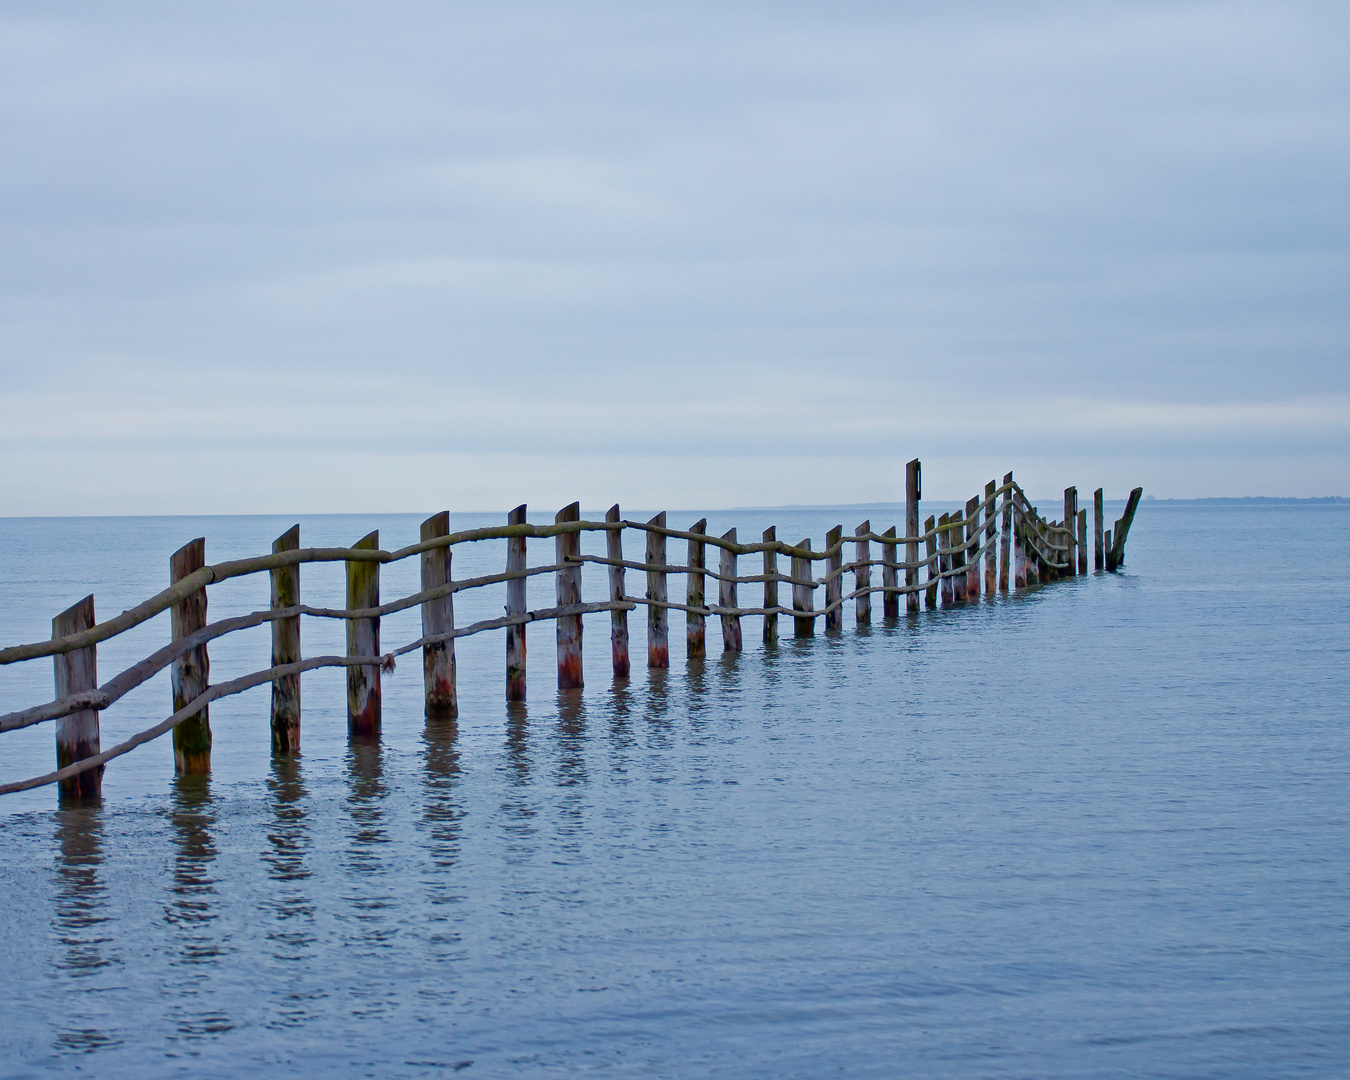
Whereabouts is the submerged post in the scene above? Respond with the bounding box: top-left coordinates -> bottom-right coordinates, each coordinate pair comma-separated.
346,531 -> 380,740
686,518 -> 707,660
1094,488 -> 1105,572
646,512 -> 669,668
555,502 -> 583,690
270,524 -> 301,753
1063,488 -> 1078,577
607,505 -> 630,678
984,481 -> 997,595
719,528 -> 742,652
881,526 -> 898,618
53,595 -> 100,803
420,511 -> 457,720
905,459 -> 921,613
505,504 -> 527,700
854,521 -> 871,627
825,525 -> 843,631
171,538 -> 211,773
792,539 -> 814,637
762,526 -> 779,645
924,515 -> 938,609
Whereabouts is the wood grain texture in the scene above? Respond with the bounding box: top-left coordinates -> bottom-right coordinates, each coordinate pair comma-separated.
607,505 -> 630,678
506,505 -> 527,700
270,524 -> 301,753
999,472 -> 1013,592
984,481 -> 997,595
905,459 -> 921,613
937,514 -> 953,607
171,538 -> 212,773
646,512 -> 669,667
825,525 -> 843,631
420,512 -> 457,720
881,525 -> 898,619
719,528 -> 742,652
53,594 -> 100,803
792,539 -> 814,637
762,527 -> 779,645
964,497 -> 980,600
1013,497 -> 1028,590
555,503 -> 583,689
924,515 -> 938,609
1078,509 -> 1089,575
854,521 -> 871,627
1063,487 -> 1078,577
686,518 -> 707,659
346,531 -> 381,739
1094,488 -> 1105,572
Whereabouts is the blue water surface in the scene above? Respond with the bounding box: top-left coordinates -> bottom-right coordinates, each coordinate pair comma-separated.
0,501 -> 1347,1078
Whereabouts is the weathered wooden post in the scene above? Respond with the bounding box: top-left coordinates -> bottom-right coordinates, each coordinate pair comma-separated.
923,515 -> 938,609
346,531 -> 380,740
881,526 -> 898,618
965,496 -> 981,599
1034,517 -> 1049,583
905,459 -> 921,614
555,502 -> 583,690
1109,487 -> 1143,570
951,509 -> 968,604
854,521 -> 871,627
506,505 -> 527,700
937,513 -> 953,607
646,513 -> 669,667
1077,508 -> 1089,575
171,538 -> 211,773
1093,488 -> 1105,571
762,526 -> 779,645
686,518 -> 707,659
1104,528 -> 1112,571
983,481 -> 997,595
270,524 -> 301,753
999,472 -> 1013,592
1013,496 -> 1028,590
420,512 -> 457,720
825,525 -> 843,631
53,595 -> 100,803
606,505 -> 630,678
719,529 -> 742,652
792,539 -> 814,637
1063,488 -> 1078,577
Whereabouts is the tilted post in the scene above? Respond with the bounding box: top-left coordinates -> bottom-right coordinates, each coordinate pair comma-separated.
1110,487 -> 1144,569
762,526 -> 779,645
792,539 -> 814,637
505,504 -> 527,700
171,538 -> 211,773
1077,509 -> 1089,575
420,511 -> 457,720
1093,488 -> 1105,572
923,515 -> 938,609
646,512 -> 669,668
984,481 -> 997,595
53,595 -> 100,803
854,521 -> 871,627
965,496 -> 981,599
346,531 -> 381,739
905,458 -> 921,613
881,526 -> 898,618
719,528 -> 742,652
824,525 -> 843,631
270,524 -> 301,753
607,505 -> 630,678
1063,487 -> 1078,577
686,518 -> 707,659
555,502 -> 583,689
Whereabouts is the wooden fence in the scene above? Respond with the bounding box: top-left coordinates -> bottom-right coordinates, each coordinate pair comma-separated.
0,465 -> 1143,802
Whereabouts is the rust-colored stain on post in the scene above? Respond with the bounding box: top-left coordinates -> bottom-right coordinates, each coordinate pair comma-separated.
686,518 -> 707,659
53,594 -> 101,803
999,472 -> 1013,592
606,505 -> 630,678
270,524 -> 301,753
762,526 -> 779,645
984,481 -> 997,595
965,497 -> 981,600
555,502 -> 584,690
421,511 -> 457,720
719,528 -> 742,652
854,521 -> 871,627
824,525 -> 843,631
792,539 -> 814,637
923,515 -> 938,609
506,505 -> 527,700
171,538 -> 211,773
346,530 -> 381,740
881,525 -> 898,619
646,512 -> 669,668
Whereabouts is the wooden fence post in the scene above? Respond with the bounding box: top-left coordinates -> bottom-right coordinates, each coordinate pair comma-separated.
762,526 -> 779,645
999,472 -> 1013,592
1104,528 -> 1113,571
506,504 -> 527,700
951,509 -> 967,604
1093,488 -> 1104,571
1109,487 -> 1143,569
937,513 -> 953,607
1063,488 -> 1078,577
1077,508 -> 1089,575
905,459 -> 921,614
420,511 -> 457,720
270,524 -> 301,753
792,539 -> 814,637
53,595 -> 100,803
825,525 -> 843,631
1013,496 -> 1028,590
346,531 -> 380,740
607,505 -> 630,678
854,521 -> 871,627
686,518 -> 707,659
965,496 -> 981,599
646,512 -> 669,667
555,502 -> 583,689
171,538 -> 211,773
719,529 -> 742,652
984,481 -> 997,595
924,515 -> 938,609
881,526 -> 898,618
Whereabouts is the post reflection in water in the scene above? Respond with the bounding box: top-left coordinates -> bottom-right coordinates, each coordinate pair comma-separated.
164,774 -> 232,1040
50,806 -> 121,1056
342,740 -> 396,1019
262,755 -> 318,1030
419,718 -> 467,982
500,701 -> 538,866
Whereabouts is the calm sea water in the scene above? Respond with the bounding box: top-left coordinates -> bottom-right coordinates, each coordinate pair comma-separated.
1,502 -> 1347,1078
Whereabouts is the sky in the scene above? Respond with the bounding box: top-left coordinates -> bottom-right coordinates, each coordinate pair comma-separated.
2,1 -> 1348,515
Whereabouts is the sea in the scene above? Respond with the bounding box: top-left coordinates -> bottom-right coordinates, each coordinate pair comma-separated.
0,501 -> 1347,1078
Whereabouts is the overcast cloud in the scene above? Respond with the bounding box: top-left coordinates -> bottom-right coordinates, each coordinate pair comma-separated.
2,1 -> 1348,514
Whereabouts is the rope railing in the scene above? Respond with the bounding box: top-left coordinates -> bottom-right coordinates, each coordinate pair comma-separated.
1,467 -> 1143,801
